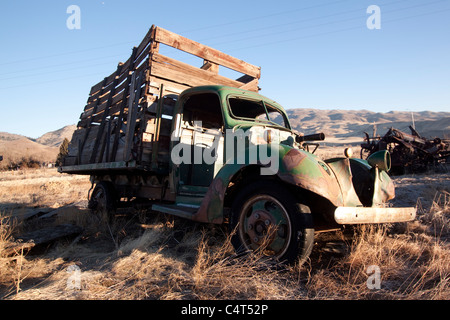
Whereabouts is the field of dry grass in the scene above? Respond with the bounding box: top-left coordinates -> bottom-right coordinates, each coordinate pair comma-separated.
0,167 -> 449,301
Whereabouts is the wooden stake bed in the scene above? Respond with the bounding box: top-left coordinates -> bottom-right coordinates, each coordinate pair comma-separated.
61,25 -> 260,174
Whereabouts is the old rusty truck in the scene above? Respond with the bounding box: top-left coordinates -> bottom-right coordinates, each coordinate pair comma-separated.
60,26 -> 416,263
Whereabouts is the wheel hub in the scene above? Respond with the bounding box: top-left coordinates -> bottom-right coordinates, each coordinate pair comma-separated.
246,210 -> 275,244
239,195 -> 292,257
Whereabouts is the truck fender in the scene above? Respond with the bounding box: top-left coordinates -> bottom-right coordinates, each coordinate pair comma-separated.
276,147 -> 344,207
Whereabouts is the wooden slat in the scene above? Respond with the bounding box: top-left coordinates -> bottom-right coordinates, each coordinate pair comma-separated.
89,69 -> 118,97
120,56 -> 132,74
135,26 -> 154,59
151,63 -> 215,88
114,77 -> 130,96
90,79 -> 104,96
82,90 -> 126,120
148,78 -> 188,96
151,53 -> 244,88
238,78 -> 259,91
154,26 -> 261,79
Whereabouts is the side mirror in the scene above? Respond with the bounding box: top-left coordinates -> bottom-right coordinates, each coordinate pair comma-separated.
367,150 -> 391,172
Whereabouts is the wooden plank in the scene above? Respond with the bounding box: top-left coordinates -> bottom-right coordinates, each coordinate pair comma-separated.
115,67 -> 131,88
151,63 -> 215,88
114,76 -> 130,96
148,78 -> 188,96
134,47 -> 150,69
119,56 -> 132,74
135,26 -> 154,59
103,68 -> 120,90
238,78 -> 259,91
151,53 -> 244,88
90,79 -> 104,96
16,224 -> 83,246
154,26 -> 261,79
81,86 -> 127,120
87,80 -> 144,123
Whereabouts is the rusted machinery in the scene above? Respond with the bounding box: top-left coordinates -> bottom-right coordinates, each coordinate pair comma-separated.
361,126 -> 450,175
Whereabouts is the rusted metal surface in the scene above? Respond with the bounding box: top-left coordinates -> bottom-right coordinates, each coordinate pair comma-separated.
278,147 -> 343,207
361,126 -> 450,175
325,158 -> 363,207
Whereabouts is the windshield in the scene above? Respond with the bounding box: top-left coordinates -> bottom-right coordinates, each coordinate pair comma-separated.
228,97 -> 288,129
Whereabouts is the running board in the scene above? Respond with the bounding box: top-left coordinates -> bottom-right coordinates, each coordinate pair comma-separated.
151,204 -> 198,220
334,206 -> 416,224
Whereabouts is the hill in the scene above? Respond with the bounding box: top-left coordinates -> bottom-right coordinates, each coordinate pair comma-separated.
36,125 -> 76,147
0,137 -> 59,169
0,125 -> 75,169
287,109 -> 450,145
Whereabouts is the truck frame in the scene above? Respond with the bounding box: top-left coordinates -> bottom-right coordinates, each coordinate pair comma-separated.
60,26 -> 416,263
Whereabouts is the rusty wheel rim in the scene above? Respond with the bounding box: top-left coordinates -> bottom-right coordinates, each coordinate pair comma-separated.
238,195 -> 292,259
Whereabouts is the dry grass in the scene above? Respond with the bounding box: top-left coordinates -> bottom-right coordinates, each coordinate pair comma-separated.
0,169 -> 449,300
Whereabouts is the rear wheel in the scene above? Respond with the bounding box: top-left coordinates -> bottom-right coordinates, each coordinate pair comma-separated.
230,181 -> 314,264
88,181 -> 117,221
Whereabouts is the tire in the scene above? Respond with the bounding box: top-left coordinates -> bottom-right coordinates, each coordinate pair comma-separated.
88,181 -> 117,221
230,180 -> 314,264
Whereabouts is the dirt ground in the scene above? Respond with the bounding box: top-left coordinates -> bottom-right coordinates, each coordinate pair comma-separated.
0,167 -> 449,300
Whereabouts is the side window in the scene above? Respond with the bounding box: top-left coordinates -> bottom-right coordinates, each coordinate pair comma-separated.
183,93 -> 223,129
265,103 -> 287,128
228,98 -> 266,120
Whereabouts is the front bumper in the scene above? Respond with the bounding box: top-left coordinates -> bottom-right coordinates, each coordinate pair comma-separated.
334,206 -> 416,224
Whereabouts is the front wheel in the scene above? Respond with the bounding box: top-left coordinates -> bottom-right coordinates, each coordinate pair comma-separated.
230,181 -> 314,264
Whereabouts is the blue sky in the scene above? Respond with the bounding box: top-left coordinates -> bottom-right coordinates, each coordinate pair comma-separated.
0,0 -> 449,138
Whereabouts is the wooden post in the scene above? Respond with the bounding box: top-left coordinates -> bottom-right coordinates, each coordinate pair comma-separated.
123,70 -> 144,161
151,84 -> 164,170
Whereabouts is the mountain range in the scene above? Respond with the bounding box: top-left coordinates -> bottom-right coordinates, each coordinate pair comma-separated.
0,109 -> 449,169
286,109 -> 450,145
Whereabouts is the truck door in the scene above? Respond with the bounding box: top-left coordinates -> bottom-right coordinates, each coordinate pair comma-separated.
173,92 -> 224,204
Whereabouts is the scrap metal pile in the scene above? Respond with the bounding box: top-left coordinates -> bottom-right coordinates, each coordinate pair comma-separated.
361,126 -> 450,175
